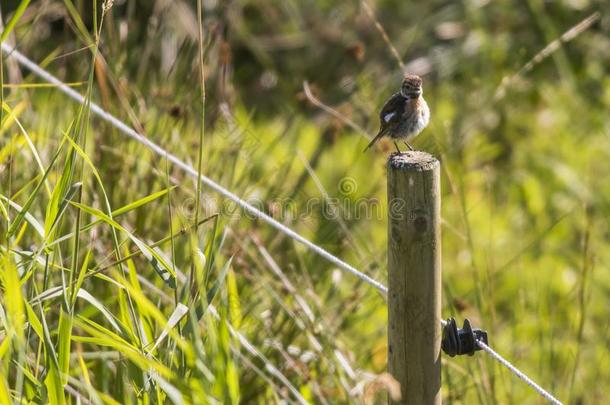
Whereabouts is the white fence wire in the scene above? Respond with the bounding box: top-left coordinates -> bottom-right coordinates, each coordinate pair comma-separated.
476,339 -> 563,405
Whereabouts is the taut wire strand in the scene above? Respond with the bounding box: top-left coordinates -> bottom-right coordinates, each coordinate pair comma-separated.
476,339 -> 563,405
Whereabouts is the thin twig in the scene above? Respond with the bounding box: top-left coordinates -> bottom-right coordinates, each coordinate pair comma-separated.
50,44 -> 96,61
360,0 -> 405,70
302,81 -> 371,140
194,0 -> 207,224
494,12 -> 600,100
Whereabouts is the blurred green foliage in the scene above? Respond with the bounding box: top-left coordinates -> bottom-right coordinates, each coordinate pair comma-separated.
1,0 -> 610,403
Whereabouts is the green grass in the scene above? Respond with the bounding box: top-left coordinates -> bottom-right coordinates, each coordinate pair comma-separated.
1,0 -> 610,403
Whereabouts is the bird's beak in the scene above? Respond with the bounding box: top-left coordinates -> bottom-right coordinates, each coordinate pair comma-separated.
408,89 -> 422,98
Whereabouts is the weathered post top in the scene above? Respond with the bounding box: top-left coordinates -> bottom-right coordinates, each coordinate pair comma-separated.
387,151 -> 439,171
387,151 -> 442,405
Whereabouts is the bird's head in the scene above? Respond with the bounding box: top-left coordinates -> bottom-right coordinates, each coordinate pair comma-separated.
400,74 -> 423,100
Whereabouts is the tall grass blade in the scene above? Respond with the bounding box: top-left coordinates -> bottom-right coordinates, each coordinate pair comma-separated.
1,196 -> 44,237
0,376 -> 10,405
46,187 -> 176,249
70,201 -> 177,288
32,286 -> 124,334
206,256 -> 233,305
150,303 -> 189,352
226,268 -> 242,330
0,0 -> 31,42
6,142 -> 65,237
57,309 -> 73,385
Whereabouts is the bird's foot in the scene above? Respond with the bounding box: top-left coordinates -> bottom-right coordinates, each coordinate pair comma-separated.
403,141 -> 414,151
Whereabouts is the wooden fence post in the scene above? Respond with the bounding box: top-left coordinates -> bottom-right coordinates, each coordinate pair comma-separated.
387,151 -> 441,404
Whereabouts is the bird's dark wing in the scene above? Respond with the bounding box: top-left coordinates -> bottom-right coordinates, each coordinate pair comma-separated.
378,92 -> 406,129
364,92 -> 406,151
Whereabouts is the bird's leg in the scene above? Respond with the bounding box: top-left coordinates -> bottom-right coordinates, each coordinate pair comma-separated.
393,141 -> 402,154
403,141 -> 414,151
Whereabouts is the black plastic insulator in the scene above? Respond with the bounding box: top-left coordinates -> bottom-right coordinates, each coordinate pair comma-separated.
441,318 -> 488,357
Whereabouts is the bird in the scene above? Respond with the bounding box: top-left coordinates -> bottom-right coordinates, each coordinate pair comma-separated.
364,74 -> 430,153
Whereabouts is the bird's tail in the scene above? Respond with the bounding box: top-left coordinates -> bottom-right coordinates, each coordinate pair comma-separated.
363,129 -> 385,152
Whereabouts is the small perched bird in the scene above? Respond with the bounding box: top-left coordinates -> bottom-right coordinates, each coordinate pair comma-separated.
365,74 -> 430,152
